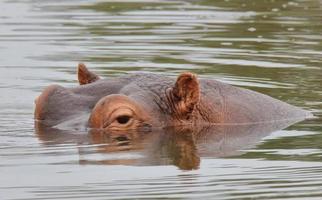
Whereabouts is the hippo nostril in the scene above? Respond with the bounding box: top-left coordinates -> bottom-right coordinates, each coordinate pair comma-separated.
34,84 -> 67,122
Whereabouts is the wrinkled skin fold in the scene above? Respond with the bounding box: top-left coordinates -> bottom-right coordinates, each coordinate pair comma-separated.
34,63 -> 312,131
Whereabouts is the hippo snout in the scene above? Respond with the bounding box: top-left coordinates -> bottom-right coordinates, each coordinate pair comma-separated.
34,84 -> 67,122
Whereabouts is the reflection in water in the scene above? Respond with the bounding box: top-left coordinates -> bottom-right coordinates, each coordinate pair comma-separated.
35,118 -> 304,170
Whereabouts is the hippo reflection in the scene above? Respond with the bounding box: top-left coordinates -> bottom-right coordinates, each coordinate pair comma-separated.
35,119 -> 302,170
34,63 -> 311,131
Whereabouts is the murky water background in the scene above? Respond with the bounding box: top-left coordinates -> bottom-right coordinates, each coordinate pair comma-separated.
1,0 -> 322,199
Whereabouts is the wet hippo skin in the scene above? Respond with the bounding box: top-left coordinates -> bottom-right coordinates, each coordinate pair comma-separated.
34,63 -> 311,131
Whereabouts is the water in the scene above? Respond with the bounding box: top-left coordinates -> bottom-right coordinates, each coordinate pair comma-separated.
1,0 -> 322,199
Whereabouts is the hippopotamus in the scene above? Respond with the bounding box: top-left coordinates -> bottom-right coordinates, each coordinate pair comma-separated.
34,63 -> 311,131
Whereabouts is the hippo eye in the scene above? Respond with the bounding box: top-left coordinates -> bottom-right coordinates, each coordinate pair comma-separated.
116,115 -> 131,124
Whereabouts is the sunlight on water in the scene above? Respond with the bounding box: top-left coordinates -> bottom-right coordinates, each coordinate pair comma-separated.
1,0 -> 322,199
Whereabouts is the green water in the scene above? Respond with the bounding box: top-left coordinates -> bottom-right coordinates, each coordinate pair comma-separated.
1,0 -> 322,199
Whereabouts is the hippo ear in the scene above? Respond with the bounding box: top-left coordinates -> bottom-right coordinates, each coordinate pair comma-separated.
171,72 -> 200,118
77,63 -> 100,85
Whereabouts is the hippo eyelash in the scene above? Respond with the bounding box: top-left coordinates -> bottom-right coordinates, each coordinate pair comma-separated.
116,115 -> 131,124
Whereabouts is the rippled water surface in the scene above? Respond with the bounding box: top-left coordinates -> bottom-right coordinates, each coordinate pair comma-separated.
1,0 -> 322,199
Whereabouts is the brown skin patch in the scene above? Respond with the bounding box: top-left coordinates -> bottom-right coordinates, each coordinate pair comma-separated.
77,63 -> 100,85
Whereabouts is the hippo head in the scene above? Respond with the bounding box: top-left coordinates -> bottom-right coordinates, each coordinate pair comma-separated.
35,64 -> 202,131
35,63 -> 310,132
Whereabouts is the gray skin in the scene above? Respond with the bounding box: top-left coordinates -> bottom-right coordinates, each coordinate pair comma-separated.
34,64 -> 311,131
